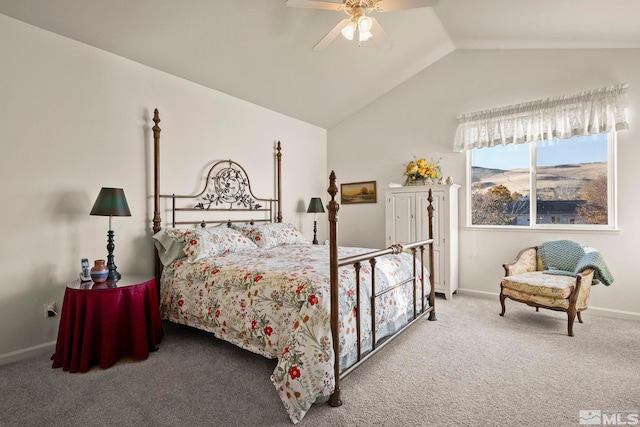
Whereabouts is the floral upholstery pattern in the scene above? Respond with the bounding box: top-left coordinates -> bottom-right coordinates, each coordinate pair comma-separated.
160,244 -> 425,423
502,272 -> 575,299
575,272 -> 594,309
502,270 -> 593,310
502,287 -> 571,309
500,245 -> 595,336
235,223 -> 309,248
166,227 -> 258,262
504,247 -> 537,276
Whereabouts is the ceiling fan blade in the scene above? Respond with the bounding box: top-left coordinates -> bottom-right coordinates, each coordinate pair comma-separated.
375,0 -> 438,12
370,17 -> 392,50
313,18 -> 350,51
285,0 -> 345,11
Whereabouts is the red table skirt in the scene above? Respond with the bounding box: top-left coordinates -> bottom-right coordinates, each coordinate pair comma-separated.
52,278 -> 163,373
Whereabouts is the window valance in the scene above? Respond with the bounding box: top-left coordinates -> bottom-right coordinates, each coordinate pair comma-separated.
453,84 -> 629,152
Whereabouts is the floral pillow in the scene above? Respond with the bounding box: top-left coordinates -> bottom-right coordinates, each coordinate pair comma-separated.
165,227 -> 258,262
236,222 -> 309,248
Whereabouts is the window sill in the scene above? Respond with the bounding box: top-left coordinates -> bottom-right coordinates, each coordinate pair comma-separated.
462,225 -> 621,234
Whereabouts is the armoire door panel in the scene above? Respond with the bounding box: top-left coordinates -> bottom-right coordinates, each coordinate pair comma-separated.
389,193 -> 414,245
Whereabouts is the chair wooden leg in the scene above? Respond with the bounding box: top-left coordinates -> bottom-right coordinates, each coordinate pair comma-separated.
499,289 -> 506,316
567,307 -> 577,337
577,311 -> 583,323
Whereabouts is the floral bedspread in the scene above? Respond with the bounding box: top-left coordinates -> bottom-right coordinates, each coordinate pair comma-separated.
159,244 -> 426,423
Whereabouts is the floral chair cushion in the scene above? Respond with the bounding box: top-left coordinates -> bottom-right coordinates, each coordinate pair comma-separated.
501,270 -> 594,310
501,271 -> 575,299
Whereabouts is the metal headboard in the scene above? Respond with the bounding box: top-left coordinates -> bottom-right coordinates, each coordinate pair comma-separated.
151,108 -> 282,280
161,158 -> 280,229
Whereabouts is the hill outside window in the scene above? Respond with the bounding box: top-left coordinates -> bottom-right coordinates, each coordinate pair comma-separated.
454,84 -> 629,229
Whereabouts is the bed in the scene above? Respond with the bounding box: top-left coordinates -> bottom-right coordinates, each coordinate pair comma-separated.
150,109 -> 436,423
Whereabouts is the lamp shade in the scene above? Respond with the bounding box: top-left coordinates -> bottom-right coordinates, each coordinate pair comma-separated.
306,197 -> 325,214
90,187 -> 132,217
341,20 -> 356,40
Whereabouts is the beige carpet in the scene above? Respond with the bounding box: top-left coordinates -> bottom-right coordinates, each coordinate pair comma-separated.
1,294 -> 638,427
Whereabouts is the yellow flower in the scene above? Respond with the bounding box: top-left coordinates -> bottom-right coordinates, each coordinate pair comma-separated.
402,156 -> 442,185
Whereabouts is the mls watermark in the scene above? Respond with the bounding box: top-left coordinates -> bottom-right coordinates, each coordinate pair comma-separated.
579,410 -> 639,425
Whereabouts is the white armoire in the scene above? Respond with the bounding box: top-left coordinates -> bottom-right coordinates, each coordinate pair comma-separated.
384,184 -> 460,299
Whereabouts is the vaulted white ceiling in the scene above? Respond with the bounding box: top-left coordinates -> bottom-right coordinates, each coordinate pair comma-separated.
2,0 -> 639,128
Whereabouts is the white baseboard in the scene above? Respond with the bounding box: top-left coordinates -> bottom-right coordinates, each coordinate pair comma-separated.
587,306 -> 640,321
0,341 -> 56,367
458,288 -> 640,321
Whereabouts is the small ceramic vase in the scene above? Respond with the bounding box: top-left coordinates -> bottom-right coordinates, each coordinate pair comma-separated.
90,259 -> 109,283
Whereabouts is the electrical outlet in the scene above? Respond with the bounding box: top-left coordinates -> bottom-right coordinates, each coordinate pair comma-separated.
44,302 -> 57,318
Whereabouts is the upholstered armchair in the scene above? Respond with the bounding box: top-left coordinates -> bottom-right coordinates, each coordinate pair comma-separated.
499,245 -> 596,337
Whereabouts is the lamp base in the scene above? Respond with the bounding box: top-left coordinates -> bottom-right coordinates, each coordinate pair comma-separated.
106,229 -> 120,282
312,220 -> 318,245
107,269 -> 121,281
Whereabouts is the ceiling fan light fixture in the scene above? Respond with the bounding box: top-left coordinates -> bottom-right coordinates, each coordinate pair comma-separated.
341,20 -> 357,40
357,15 -> 373,33
359,29 -> 373,42
288,0 -> 436,50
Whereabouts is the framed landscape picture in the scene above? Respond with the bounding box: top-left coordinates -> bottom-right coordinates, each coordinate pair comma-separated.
341,181 -> 377,205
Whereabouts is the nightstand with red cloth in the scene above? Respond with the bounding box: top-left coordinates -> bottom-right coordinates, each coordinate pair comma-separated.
52,275 -> 163,373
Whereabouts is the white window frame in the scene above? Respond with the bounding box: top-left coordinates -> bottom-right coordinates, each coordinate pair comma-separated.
466,133 -> 618,231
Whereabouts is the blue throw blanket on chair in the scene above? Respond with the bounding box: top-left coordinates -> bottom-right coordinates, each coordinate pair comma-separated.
538,240 -> 614,286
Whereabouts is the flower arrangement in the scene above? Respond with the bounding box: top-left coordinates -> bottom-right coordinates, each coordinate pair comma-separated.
403,157 -> 441,186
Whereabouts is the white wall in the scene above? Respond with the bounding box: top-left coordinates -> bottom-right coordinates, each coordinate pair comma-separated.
328,49 -> 640,316
0,14 -> 327,363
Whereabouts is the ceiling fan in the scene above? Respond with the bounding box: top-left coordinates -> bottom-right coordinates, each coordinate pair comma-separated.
285,0 -> 438,51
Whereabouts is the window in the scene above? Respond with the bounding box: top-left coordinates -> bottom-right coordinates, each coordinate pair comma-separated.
454,84 -> 628,230
469,133 -> 614,228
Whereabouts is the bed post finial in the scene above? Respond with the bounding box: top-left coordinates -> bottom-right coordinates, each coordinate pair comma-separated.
327,170 -> 339,218
327,170 -> 342,408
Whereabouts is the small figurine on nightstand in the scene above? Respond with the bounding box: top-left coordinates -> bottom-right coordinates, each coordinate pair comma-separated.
80,258 -> 92,283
